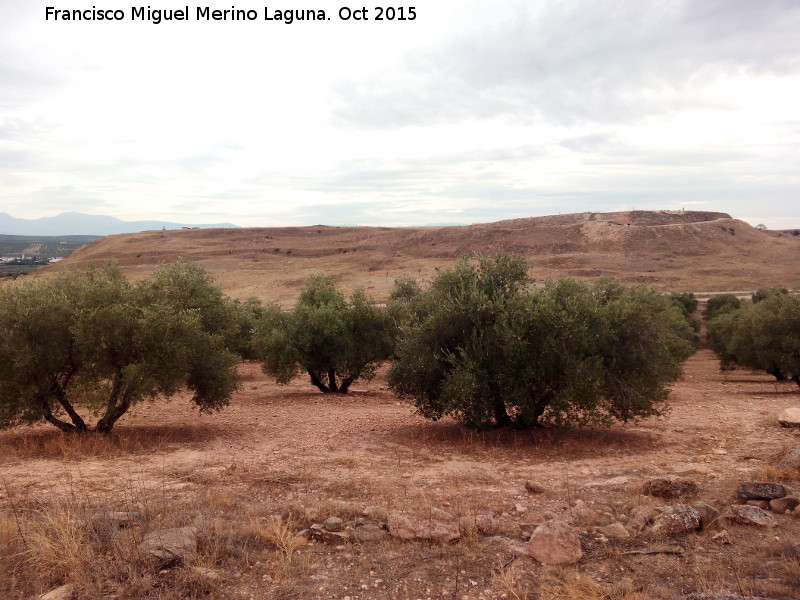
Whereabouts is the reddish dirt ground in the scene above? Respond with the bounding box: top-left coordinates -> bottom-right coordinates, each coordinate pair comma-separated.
2,349 -> 799,600
2,349 -> 799,503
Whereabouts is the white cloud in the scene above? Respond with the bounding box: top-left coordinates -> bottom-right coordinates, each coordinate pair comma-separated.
0,0 -> 799,227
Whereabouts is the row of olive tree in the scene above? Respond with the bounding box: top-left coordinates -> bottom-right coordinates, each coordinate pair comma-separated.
707,288 -> 800,386
253,254 -> 696,430
0,262 -> 243,433
1,255 -> 698,434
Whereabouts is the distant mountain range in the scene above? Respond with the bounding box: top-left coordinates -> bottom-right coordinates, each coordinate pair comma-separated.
0,212 -> 240,236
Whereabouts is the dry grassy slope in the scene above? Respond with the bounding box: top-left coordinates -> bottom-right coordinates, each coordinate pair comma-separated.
41,210 -> 800,305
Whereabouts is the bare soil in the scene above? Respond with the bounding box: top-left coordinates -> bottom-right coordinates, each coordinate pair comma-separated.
2,349 -> 799,599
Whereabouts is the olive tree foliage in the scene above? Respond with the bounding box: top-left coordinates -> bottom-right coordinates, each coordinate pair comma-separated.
0,262 -> 241,434
751,286 -> 789,304
670,292 -> 699,316
669,292 -> 701,346
388,254 -> 695,430
252,275 -> 394,393
708,292 -> 800,385
137,260 -> 265,359
704,293 -> 742,321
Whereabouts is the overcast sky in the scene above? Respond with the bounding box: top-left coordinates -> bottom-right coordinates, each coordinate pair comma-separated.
2,0 -> 799,228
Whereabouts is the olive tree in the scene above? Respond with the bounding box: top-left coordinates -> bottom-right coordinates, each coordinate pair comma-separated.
0,262 -> 241,433
253,275 -> 394,393
708,292 -> 800,385
389,254 -> 695,430
705,293 -> 742,321
387,253 -> 529,428
669,292 -> 701,346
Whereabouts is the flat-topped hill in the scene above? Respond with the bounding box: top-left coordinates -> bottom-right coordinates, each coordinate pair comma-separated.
39,210 -> 800,305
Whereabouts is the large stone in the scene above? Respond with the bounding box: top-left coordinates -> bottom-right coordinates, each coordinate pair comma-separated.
777,444 -> 800,469
459,514 -> 499,535
737,482 -> 787,500
105,510 -> 142,528
483,536 -> 530,557
691,502 -> 720,531
721,504 -> 778,527
526,520 -> 583,565
323,517 -> 344,532
139,526 -> 198,566
769,496 -> 800,514
39,584 -> 75,600
650,505 -> 701,535
777,407 -> 800,427
387,511 -> 460,543
599,522 -> 630,540
309,523 -> 348,544
626,505 -> 658,532
525,480 -> 545,494
642,478 -> 699,500
349,523 -> 389,543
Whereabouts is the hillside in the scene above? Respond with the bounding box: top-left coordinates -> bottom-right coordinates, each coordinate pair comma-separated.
40,210 -> 800,305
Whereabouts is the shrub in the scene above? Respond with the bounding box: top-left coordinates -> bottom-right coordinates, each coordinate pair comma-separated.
253,275 -> 394,393
0,262 -> 241,433
388,255 -> 694,430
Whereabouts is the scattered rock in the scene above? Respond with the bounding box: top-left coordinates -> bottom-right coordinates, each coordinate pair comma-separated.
584,476 -> 629,488
387,511 -> 460,543
745,499 -> 771,510
691,502 -> 720,531
737,482 -> 787,500
711,529 -> 731,545
777,407 -> 800,428
525,480 -> 545,494
777,444 -> 800,469
139,526 -> 198,567
191,566 -> 221,581
650,505 -> 701,535
626,506 -> 658,532
483,535 -> 530,557
349,523 -> 389,543
459,514 -> 499,535
309,524 -> 348,544
514,503 -> 527,514
721,505 -> 778,527
526,520 -> 583,565
621,545 -> 684,556
323,517 -> 344,532
39,584 -> 75,600
105,510 -> 142,528
642,478 -> 699,500
598,521 -> 630,540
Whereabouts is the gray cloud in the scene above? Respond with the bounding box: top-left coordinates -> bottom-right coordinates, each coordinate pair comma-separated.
334,0 -> 800,129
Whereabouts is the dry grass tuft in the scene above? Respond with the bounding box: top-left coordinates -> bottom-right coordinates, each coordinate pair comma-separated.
492,562 -> 532,600
253,515 -> 306,564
